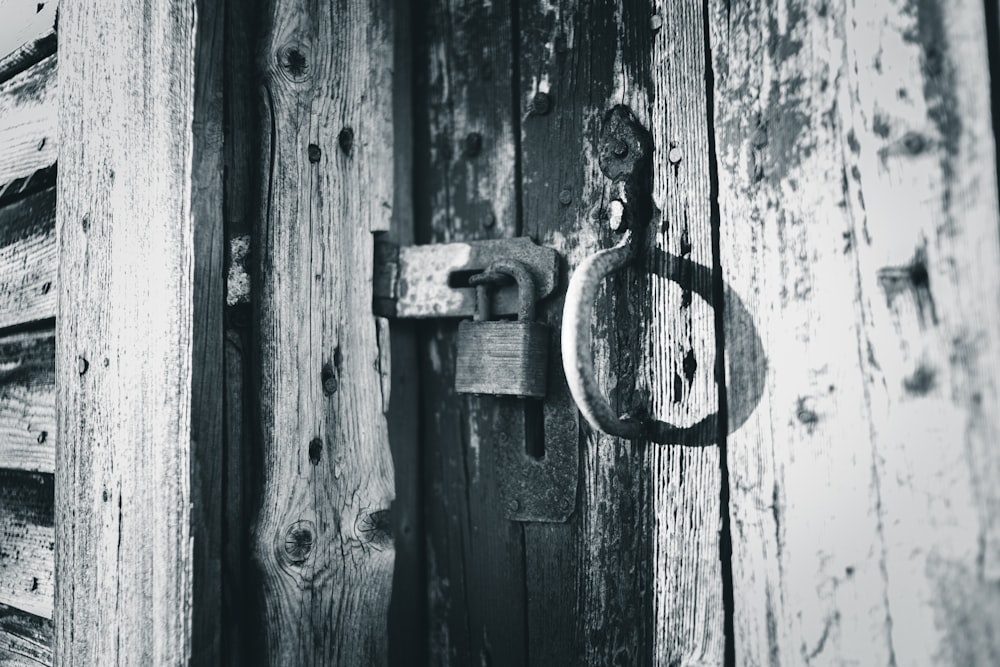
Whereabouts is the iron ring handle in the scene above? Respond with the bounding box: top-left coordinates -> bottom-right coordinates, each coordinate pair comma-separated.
561,232 -> 645,439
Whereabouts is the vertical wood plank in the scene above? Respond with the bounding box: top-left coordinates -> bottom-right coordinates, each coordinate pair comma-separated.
413,1 -> 527,665
251,0 -> 397,662
517,1 -> 726,664
709,0 -> 1000,663
190,0 -> 226,662
55,0 -> 217,662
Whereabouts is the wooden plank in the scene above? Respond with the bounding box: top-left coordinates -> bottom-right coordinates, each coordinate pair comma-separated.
0,188 -> 55,332
0,0 -> 57,81
0,472 -> 53,620
251,0 -> 396,663
0,603 -> 52,666
518,1 -> 725,664
385,0 -> 425,662
54,0 -> 217,662
0,56 -> 57,190
189,0 -> 225,662
413,1 -> 528,664
0,328 -> 54,474
220,0 -> 260,662
709,0 -> 1000,663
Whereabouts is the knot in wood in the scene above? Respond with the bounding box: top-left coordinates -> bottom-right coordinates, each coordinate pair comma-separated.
282,520 -> 315,564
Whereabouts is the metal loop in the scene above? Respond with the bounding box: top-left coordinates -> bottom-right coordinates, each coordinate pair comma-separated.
469,258 -> 537,321
561,232 -> 645,439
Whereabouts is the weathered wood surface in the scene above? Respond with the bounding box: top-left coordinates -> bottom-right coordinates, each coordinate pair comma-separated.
0,328 -> 54,474
190,0 -> 225,663
0,603 -> 52,666
0,56 -> 56,190
414,2 -> 529,664
0,0 -> 57,81
709,0 -> 1000,663
414,0 -> 726,664
0,188 -> 55,333
220,0 -> 259,663
55,0 -> 218,662
251,0 -> 396,663
0,472 -> 52,620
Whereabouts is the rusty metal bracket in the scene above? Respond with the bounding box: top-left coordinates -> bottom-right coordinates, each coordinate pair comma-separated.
373,236 -> 559,319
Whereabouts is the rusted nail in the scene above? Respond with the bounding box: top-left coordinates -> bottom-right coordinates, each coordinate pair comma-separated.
650,14 -> 663,31
903,132 -> 926,155
338,127 -> 354,155
463,132 -> 483,158
611,139 -> 629,158
308,143 -> 322,163
37,138 -> 46,151
77,356 -> 89,376
321,362 -> 338,396
531,92 -> 552,115
668,147 -> 683,164
508,498 -> 520,512
558,189 -> 573,206
37,431 -> 47,444
283,520 -> 315,564
483,212 -> 497,229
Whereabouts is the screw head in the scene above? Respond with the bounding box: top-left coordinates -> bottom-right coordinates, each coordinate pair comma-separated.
668,147 -> 683,164
508,499 -> 520,512
650,14 -> 663,31
558,188 -> 573,206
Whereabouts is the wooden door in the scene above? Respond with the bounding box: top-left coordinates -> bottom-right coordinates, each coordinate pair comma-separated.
401,0 -> 1000,665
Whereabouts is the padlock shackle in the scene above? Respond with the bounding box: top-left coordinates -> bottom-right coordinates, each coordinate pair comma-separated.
469,259 -> 537,321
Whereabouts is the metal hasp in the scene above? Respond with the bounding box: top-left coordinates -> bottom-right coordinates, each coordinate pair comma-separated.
373,236 -> 576,523
373,236 -> 559,319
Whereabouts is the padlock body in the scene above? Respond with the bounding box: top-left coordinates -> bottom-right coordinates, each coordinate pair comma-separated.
455,320 -> 549,397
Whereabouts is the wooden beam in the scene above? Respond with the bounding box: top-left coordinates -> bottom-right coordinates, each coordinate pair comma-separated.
0,188 -> 56,331
709,0 -> 1000,662
0,0 -> 57,81
55,0 -> 222,663
0,602 -> 52,666
0,56 -> 57,191
0,471 -> 53,620
0,328 -> 54,474
251,0 -> 396,662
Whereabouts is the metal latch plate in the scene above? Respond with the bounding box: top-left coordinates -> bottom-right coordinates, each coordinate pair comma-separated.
373,237 -> 558,319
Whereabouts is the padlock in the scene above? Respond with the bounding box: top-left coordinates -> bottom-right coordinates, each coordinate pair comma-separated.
454,258 -> 550,397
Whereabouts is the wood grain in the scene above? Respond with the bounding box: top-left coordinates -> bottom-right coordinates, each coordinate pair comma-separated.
0,0 -> 57,81
0,471 -> 53,620
413,1 -> 528,664
0,56 -> 56,190
708,0 -> 1000,663
0,189 -> 57,331
0,603 -> 52,666
0,328 -> 54,474
517,1 -> 726,665
251,0 -> 397,663
55,0 -> 213,662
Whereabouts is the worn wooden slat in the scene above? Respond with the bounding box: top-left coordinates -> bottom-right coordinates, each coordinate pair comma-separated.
0,328 -> 54,474
0,0 -> 57,81
0,472 -> 52,620
55,0 -> 218,662
0,56 -> 56,190
190,0 -> 225,662
251,0 -> 396,663
0,603 -> 52,666
385,0 -> 425,662
518,1 -> 726,665
414,1 -> 528,664
0,189 -> 56,330
220,0 -> 260,662
709,0 -> 1000,663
